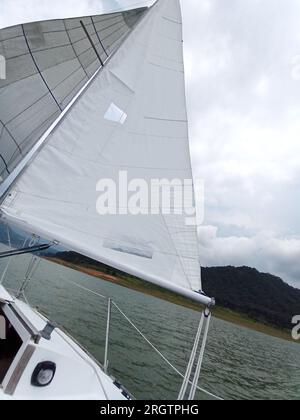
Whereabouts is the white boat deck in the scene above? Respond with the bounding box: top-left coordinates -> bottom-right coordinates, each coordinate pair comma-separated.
0,289 -> 129,400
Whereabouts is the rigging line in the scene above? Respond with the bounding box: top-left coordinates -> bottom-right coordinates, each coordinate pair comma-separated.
188,312 -> 211,400
80,20 -> 104,67
178,312 -> 204,400
17,255 -> 41,297
21,24 -> 63,112
61,277 -> 107,300
0,226 -> 12,285
0,244 -> 51,259
71,33 -> 118,60
45,274 -> 221,400
112,301 -> 223,401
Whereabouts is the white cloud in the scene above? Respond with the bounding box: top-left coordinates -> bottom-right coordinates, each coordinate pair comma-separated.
180,0 -> 300,286
198,226 -> 300,286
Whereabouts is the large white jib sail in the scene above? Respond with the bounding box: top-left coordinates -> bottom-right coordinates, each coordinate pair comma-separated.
0,0 -> 213,307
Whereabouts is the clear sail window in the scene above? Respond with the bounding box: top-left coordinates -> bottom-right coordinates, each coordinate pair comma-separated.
104,103 -> 127,124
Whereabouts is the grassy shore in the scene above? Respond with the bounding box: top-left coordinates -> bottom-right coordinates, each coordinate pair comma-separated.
212,306 -> 296,343
47,257 -> 297,344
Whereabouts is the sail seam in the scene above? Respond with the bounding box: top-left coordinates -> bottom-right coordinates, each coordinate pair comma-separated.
12,191 -> 197,214
163,16 -> 181,25
21,24 -> 63,112
0,58 -> 75,90
63,19 -> 90,79
93,18 -> 124,34
148,61 -> 183,73
3,66 -> 86,127
100,23 -> 129,43
44,142 -> 192,171
160,212 -> 193,290
0,155 -> 10,175
0,120 -> 23,155
144,116 -> 187,123
109,70 -> 136,94
3,36 -> 104,67
91,16 -> 108,58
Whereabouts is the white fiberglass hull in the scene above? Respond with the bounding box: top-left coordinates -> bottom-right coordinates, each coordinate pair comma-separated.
0,286 -> 129,400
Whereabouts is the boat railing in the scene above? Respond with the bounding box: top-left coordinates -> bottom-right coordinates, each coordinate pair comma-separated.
28,272 -> 224,400
1,251 -> 223,401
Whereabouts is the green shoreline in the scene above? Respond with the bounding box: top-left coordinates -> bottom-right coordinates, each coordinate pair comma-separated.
46,257 -> 298,344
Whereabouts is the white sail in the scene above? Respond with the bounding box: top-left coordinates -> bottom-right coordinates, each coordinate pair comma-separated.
1,0 -> 212,306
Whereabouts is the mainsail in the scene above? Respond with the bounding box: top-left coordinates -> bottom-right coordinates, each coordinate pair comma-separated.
0,7 -> 147,181
0,0 -> 213,307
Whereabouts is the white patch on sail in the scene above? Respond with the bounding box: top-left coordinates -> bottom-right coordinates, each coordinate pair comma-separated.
104,103 -> 127,124
103,237 -> 153,259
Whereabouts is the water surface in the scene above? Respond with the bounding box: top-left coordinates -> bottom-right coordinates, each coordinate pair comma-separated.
1,253 -> 299,400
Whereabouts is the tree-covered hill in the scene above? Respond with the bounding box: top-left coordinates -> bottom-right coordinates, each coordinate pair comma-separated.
202,266 -> 300,330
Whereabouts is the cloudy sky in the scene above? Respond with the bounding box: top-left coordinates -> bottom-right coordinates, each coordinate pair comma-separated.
1,0 -> 300,287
